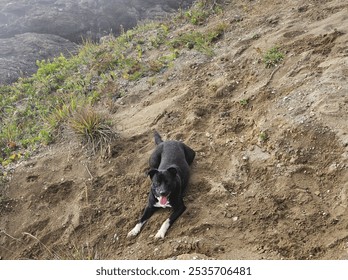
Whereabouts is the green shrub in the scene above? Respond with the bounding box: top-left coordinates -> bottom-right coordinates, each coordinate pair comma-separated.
263,47 -> 284,68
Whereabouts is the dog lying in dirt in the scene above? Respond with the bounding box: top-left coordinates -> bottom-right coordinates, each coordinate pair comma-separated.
127,131 -> 195,239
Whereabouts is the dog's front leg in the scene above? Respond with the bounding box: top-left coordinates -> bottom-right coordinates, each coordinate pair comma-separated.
155,204 -> 186,239
127,206 -> 157,238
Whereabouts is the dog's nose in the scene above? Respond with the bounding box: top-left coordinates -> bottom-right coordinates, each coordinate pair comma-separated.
160,190 -> 166,196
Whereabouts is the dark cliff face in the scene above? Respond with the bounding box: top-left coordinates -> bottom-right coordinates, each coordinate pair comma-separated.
0,33 -> 77,84
0,0 -> 194,42
0,0 -> 194,84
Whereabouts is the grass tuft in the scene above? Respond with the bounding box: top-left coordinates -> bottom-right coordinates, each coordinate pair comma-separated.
263,46 -> 284,68
183,0 -> 223,25
69,107 -> 116,155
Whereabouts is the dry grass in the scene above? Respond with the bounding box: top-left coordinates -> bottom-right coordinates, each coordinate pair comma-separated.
69,107 -> 116,155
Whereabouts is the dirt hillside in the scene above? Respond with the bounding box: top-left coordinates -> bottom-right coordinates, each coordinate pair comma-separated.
1,0 -> 348,260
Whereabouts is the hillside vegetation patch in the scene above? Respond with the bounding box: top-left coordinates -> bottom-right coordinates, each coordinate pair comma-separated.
0,0 -> 225,169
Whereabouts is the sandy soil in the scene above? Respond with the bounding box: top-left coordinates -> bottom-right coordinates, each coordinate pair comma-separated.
1,0 -> 348,260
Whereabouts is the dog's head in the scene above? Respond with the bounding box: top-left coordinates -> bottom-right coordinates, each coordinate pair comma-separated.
148,166 -> 178,205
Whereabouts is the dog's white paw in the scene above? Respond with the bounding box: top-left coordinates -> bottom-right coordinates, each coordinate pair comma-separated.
154,219 -> 170,239
127,229 -> 138,238
154,231 -> 165,239
127,222 -> 144,238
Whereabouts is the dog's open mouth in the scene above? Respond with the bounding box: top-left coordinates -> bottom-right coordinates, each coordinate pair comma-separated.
154,194 -> 172,208
157,193 -> 171,206
159,196 -> 168,205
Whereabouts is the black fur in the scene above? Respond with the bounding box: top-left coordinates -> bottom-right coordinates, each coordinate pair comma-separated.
131,130 -> 195,238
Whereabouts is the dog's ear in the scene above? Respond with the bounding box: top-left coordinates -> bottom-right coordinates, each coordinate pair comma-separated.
148,168 -> 158,179
167,166 -> 177,177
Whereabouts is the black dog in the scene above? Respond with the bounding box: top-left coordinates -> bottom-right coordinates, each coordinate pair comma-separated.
127,131 -> 195,239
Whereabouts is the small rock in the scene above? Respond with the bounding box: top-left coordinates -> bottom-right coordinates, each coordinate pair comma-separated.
298,6 -> 308,13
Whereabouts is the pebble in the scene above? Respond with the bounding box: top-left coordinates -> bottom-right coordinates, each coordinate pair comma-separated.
113,233 -> 119,242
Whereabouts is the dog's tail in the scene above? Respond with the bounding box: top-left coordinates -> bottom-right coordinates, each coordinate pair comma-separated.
154,130 -> 163,145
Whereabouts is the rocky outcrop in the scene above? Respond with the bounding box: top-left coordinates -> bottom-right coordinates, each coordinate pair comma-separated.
0,33 -> 77,84
0,0 -> 194,84
0,0 -> 194,42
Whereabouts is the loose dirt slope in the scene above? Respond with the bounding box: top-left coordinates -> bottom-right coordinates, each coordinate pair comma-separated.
1,0 -> 348,259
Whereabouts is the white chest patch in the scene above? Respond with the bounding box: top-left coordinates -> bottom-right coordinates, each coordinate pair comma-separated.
154,201 -> 172,208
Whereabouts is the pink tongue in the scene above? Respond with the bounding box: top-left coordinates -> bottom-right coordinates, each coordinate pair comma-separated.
160,196 -> 167,205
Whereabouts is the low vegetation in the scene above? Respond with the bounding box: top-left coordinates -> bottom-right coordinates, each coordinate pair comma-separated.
69,107 -> 115,155
183,0 -> 223,25
0,0 -> 225,169
263,46 -> 284,68
259,131 -> 269,142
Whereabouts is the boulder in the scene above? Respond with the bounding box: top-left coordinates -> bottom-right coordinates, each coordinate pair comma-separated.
0,33 -> 77,84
